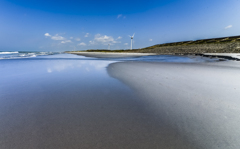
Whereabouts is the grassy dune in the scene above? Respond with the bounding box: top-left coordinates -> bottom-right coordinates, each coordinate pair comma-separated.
66,35 -> 240,54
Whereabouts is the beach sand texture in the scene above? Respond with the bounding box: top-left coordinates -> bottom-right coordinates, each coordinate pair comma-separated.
1,53 -> 240,149
0,56 -> 196,149
108,61 -> 240,149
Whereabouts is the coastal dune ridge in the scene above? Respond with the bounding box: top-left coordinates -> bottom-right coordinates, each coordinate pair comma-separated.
66,35 -> 240,60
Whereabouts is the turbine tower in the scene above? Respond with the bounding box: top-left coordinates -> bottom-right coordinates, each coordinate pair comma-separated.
129,33 -> 135,50
108,44 -> 110,50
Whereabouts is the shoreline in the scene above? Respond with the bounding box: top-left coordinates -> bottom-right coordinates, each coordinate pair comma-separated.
66,51 -> 157,58
200,53 -> 240,61
1,54 -> 200,148
66,51 -> 240,61
2,53 -> 240,148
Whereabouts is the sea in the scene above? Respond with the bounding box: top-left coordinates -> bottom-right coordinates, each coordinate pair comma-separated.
0,51 -> 218,62
0,51 -> 62,59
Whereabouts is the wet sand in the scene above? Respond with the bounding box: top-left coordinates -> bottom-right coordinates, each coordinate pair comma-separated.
107,60 -> 240,149
1,53 -> 240,148
0,54 -> 196,149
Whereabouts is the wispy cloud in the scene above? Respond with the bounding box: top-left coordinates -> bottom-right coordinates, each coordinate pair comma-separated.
117,14 -> 126,19
61,40 -> 72,44
75,38 -> 81,41
78,42 -> 86,46
51,34 -> 65,40
85,33 -> 90,37
149,39 -> 153,41
225,25 -> 232,29
89,40 -> 95,45
124,43 -> 128,45
45,33 -> 73,44
117,14 -> 122,19
116,36 -> 122,40
90,34 -> 120,45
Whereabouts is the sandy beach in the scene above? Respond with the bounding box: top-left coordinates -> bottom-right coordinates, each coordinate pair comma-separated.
108,60 -> 240,149
66,52 -> 157,58
2,0 -> 240,148
0,54 -> 198,149
1,53 -> 240,149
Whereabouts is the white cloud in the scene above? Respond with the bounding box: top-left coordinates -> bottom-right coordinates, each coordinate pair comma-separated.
61,40 -> 72,44
89,40 -> 95,45
78,42 -> 86,46
116,36 -> 122,40
85,33 -> 89,37
75,38 -> 81,41
123,16 -> 126,19
45,33 -> 71,44
117,14 -> 122,18
51,34 -> 65,40
124,43 -> 128,45
91,34 -> 120,45
225,25 -> 232,29
149,39 -> 153,41
44,33 -> 51,37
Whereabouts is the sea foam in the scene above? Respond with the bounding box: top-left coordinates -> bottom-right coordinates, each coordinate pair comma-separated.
0,51 -> 61,59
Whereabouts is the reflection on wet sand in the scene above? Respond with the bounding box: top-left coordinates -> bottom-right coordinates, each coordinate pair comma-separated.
0,54 -> 197,149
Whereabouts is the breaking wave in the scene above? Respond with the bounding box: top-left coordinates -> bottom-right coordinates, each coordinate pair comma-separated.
0,51 -> 19,54
0,51 -> 61,59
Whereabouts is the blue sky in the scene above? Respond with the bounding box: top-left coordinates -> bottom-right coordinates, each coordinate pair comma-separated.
0,0 -> 240,51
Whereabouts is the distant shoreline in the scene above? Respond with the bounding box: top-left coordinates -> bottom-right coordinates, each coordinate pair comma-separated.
66,52 -> 157,58
66,51 -> 240,61
66,35 -> 240,60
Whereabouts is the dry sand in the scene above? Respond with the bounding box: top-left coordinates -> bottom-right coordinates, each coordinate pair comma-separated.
67,52 -> 156,58
107,60 -> 240,149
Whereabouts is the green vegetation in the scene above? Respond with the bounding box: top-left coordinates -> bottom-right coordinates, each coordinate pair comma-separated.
66,49 -> 139,53
144,35 -> 240,49
66,35 -> 240,54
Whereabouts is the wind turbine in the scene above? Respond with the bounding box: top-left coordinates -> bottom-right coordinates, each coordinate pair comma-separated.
108,44 -> 110,50
129,33 -> 135,50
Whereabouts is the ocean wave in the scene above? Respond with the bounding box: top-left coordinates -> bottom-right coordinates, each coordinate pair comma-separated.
0,51 -> 19,54
0,51 -> 61,59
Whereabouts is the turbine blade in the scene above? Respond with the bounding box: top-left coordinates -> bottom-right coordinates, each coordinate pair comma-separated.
128,35 -> 131,37
132,33 -> 135,37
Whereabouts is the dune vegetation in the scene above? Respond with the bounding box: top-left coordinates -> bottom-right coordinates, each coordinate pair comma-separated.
66,35 -> 240,54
